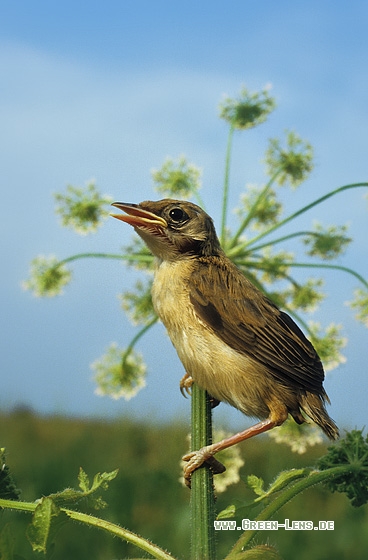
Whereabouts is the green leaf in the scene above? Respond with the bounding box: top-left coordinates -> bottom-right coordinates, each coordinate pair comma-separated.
250,468 -> 311,505
78,467 -> 90,492
39,468 -> 119,511
246,474 -> 265,497
217,504 -> 236,520
90,470 -> 119,492
218,468 -> 311,521
0,450 -> 20,501
261,468 -> 311,498
317,429 -> 368,507
26,497 -> 60,553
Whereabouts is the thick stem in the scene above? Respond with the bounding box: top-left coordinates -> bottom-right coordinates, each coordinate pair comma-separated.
190,384 -> 216,560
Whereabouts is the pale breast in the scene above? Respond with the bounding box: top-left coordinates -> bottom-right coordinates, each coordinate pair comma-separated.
151,259 -> 271,419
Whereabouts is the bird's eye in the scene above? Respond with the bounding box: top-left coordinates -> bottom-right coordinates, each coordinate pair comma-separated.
168,207 -> 188,223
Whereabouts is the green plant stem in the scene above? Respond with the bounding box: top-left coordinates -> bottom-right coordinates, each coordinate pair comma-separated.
233,258 -> 368,290
57,252 -> 154,266
63,510 -> 176,560
190,384 -> 216,560
229,169 -> 282,249
0,499 -> 176,560
289,262 -> 368,289
225,465 -> 354,559
242,182 -> 368,251
122,316 -> 159,365
227,229 -> 313,259
221,125 -> 235,244
237,230 -> 335,255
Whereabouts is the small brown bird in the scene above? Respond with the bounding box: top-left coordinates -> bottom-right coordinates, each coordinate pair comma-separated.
111,199 -> 339,484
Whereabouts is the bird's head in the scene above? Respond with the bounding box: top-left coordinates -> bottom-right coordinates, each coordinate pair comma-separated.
111,198 -> 223,261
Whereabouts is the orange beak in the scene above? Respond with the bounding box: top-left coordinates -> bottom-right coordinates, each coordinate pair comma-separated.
111,202 -> 168,231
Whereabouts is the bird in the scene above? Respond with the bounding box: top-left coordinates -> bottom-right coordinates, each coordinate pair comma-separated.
111,198 -> 339,485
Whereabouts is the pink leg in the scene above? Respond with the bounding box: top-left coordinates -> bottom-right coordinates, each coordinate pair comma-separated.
182,417 -> 277,487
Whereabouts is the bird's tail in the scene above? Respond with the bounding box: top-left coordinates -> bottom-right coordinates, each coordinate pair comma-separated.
300,392 -> 339,440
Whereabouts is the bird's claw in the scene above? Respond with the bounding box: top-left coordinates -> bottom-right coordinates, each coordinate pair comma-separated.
182,448 -> 226,488
180,373 -> 194,398
179,374 -> 220,409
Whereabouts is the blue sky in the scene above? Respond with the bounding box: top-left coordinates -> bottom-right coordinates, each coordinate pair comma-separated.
1,1 -> 368,432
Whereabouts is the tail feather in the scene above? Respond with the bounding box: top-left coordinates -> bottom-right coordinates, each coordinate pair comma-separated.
300,392 -> 339,440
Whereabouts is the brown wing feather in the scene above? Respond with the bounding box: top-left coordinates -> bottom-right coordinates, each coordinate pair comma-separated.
189,256 -> 325,394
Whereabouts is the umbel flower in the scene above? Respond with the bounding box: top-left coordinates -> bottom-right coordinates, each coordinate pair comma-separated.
54,181 -> 112,235
265,130 -> 314,188
219,85 -> 275,130
151,156 -> 202,199
268,419 -> 323,454
22,255 -> 72,297
348,288 -> 368,327
92,343 -> 146,400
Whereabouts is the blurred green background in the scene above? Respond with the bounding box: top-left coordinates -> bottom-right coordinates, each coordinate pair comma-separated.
1,409 -> 367,559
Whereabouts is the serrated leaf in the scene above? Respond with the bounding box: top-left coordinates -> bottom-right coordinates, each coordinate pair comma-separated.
317,429 -> 368,507
26,497 -> 60,553
78,468 -> 90,492
246,475 -> 265,497
43,469 -> 119,511
91,470 -> 119,493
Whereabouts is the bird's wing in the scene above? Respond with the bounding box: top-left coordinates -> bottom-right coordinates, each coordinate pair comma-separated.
189,257 -> 324,393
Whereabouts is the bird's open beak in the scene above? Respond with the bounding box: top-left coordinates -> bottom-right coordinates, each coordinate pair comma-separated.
111,202 -> 168,232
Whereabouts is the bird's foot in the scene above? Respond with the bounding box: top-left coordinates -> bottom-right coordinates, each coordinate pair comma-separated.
179,374 -> 220,409
182,447 -> 226,488
180,372 -> 194,398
